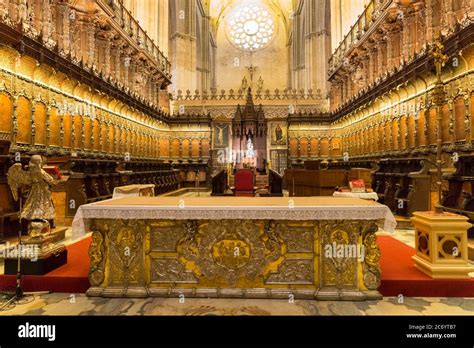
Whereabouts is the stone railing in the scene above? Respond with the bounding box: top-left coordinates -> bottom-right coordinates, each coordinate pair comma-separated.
171,88 -> 326,101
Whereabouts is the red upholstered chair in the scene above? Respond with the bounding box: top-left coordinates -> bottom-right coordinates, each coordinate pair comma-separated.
233,169 -> 256,197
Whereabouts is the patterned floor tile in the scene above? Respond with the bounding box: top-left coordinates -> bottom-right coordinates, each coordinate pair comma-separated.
1,294 -> 474,316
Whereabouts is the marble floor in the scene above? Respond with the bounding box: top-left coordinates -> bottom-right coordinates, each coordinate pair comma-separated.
1,293 -> 474,316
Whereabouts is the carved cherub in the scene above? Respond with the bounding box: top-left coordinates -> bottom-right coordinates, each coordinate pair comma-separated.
7,155 -> 56,224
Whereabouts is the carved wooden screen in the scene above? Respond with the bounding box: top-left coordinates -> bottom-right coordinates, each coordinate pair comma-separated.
0,93 -> 12,134
417,110 -> 426,147
320,138 -> 329,157
34,102 -> 47,145
74,115 -> 82,149
399,116 -> 407,150
441,104 -> 450,143
62,113 -> 71,148
171,139 -> 180,157
454,97 -> 465,141
310,138 -> 318,157
407,115 -> 415,148
270,149 -> 287,175
181,139 -> 190,158
201,139 -> 210,157
299,138 -> 308,157
17,96 -> 31,144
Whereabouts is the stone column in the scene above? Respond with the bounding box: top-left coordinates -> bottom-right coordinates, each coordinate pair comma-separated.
304,0 -> 331,97
169,0 -> 197,91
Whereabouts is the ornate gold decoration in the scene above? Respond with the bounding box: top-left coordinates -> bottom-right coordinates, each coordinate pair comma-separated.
150,221 -> 186,252
151,258 -> 198,283
320,221 -> 359,289
184,219 -> 284,286
276,222 -> 314,252
265,259 -> 313,284
362,222 -> 381,290
87,218 -> 382,299
107,220 -> 146,286
88,229 -> 105,286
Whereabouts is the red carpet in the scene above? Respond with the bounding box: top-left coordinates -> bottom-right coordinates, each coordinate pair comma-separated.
378,236 -> 474,297
1,235 -> 473,296
0,237 -> 91,293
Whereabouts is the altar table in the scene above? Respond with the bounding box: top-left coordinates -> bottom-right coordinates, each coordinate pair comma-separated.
73,197 -> 396,300
333,191 -> 379,201
112,184 -> 155,198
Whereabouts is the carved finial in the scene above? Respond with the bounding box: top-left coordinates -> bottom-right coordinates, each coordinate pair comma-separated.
430,40 -> 448,81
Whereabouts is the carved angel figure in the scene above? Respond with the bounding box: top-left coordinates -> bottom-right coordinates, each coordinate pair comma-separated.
7,155 -> 55,221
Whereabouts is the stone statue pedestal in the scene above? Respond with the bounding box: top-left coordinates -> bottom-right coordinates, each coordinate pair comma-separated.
412,211 -> 474,279
4,227 -> 68,275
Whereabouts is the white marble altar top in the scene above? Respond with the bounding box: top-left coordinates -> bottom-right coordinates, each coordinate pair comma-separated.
72,196 -> 396,237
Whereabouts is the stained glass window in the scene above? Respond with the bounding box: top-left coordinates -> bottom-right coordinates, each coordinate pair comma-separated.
227,4 -> 275,52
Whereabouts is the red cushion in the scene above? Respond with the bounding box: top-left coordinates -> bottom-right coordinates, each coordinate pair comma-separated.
235,170 -> 254,191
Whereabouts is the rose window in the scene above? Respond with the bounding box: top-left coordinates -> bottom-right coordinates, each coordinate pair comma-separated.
227,5 -> 275,52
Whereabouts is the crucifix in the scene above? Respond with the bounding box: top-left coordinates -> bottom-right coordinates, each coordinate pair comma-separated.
246,64 -> 258,83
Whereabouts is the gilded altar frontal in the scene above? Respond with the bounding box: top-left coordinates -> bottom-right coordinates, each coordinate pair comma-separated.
87,217 -> 381,300
1,0 -> 474,332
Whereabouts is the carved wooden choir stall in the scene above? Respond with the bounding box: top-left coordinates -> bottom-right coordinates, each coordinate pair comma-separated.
441,155 -> 474,238
49,157 -> 181,225
373,158 -> 430,217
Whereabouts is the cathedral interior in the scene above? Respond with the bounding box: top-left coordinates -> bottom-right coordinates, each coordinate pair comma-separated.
0,0 -> 474,323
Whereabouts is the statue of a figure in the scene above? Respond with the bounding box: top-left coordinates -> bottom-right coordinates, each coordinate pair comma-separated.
246,138 -> 255,158
7,155 -> 56,230
257,76 -> 264,91
241,76 -> 248,91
